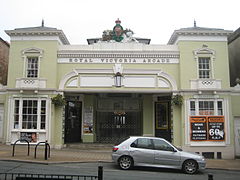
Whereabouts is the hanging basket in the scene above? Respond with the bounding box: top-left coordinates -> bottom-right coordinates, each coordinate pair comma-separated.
51,94 -> 66,107
171,94 -> 183,106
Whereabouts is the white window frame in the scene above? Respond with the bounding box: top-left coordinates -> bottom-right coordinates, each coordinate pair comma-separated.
198,57 -> 211,79
186,97 -> 229,146
193,47 -> 215,79
190,99 -> 224,116
13,97 -> 48,131
26,57 -> 39,78
22,48 -> 43,78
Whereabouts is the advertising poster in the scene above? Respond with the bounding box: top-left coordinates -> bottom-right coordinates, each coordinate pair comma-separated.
208,116 -> 225,141
83,107 -> 93,134
20,132 -> 37,143
190,116 -> 207,141
190,116 -> 225,141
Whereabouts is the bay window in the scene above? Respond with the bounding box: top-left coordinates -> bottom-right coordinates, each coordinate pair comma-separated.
13,98 -> 47,130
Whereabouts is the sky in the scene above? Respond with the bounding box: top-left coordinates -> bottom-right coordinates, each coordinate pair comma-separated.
1,0 -> 239,45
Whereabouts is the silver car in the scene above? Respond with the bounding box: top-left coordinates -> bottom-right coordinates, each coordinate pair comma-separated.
112,136 -> 206,174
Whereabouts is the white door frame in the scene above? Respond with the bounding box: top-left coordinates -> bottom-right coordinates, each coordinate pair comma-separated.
0,104 -> 4,141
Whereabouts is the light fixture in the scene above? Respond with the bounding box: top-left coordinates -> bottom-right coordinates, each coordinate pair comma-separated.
115,72 -> 122,87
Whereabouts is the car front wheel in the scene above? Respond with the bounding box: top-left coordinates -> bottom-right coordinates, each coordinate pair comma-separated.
118,156 -> 133,170
182,160 -> 198,174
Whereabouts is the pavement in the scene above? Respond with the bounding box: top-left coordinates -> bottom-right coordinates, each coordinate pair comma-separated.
0,143 -> 240,171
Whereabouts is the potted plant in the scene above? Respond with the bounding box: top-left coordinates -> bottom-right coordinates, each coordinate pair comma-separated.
51,94 -> 66,106
171,94 -> 183,106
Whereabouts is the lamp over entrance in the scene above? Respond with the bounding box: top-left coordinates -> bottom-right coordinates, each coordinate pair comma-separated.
115,72 -> 122,87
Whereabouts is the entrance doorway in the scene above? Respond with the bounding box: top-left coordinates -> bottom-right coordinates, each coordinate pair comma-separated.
155,98 -> 172,142
96,95 -> 142,143
64,101 -> 82,143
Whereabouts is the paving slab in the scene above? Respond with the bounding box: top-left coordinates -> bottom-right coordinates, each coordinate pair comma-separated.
1,144 -> 240,170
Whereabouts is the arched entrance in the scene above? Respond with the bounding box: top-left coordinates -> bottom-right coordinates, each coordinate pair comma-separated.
96,94 -> 142,143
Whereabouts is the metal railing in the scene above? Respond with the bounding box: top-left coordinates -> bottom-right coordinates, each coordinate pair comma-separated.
12,139 -> 30,157
0,166 -> 103,180
34,141 -> 50,160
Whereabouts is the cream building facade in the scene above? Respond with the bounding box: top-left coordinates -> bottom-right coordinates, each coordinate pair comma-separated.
1,20 -> 238,159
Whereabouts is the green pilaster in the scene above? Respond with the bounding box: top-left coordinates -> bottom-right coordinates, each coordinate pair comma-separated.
142,95 -> 153,136
51,105 -> 64,148
172,105 -> 182,146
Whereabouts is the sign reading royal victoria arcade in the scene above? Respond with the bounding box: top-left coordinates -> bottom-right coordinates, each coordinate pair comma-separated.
57,57 -> 179,64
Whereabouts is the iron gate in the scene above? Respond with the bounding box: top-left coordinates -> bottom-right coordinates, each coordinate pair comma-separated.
96,111 -> 142,143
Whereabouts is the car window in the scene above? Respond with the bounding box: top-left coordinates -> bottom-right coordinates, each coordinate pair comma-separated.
153,139 -> 174,151
131,138 -> 153,149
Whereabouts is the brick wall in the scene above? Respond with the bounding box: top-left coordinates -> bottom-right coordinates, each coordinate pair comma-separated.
0,38 -> 9,85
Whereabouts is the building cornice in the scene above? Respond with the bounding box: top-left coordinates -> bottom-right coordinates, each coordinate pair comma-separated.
57,51 -> 179,59
168,28 -> 233,44
5,29 -> 70,45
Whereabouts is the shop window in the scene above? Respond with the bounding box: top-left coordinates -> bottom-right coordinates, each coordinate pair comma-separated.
190,101 -> 195,115
199,101 -> 214,115
14,100 -> 20,129
13,99 -> 47,130
189,99 -> 223,116
217,101 -> 223,115
40,100 -> 46,129
22,100 -> 38,129
189,99 -> 225,142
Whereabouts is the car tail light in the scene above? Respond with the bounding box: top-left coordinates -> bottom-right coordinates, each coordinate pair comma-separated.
112,147 -> 119,152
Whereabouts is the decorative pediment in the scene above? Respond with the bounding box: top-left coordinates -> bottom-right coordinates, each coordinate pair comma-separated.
22,47 -> 43,55
193,46 -> 215,61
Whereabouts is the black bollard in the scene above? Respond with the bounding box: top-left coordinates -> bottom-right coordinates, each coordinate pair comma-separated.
98,166 -> 103,180
208,173 -> 213,180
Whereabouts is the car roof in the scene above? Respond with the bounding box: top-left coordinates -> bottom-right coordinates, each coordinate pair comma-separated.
129,136 -> 166,140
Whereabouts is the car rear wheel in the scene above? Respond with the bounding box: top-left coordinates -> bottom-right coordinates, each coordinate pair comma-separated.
182,160 -> 198,174
118,156 -> 133,170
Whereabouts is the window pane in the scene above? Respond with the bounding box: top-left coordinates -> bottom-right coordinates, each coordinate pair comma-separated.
40,100 -> 46,129
27,57 -> 38,78
199,57 -> 210,79
136,138 -> 153,149
153,139 -> 173,151
14,100 -> 20,129
217,101 -> 223,115
22,100 -> 38,129
199,101 -> 214,115
190,101 -> 195,115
